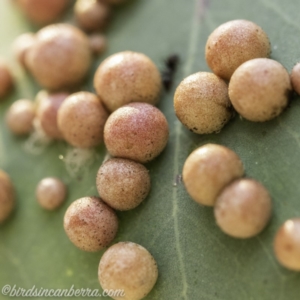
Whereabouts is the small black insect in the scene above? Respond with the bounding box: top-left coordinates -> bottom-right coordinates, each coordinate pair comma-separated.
162,54 -> 180,91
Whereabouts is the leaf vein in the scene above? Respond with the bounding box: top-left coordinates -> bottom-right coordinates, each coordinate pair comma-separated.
260,0 -> 300,31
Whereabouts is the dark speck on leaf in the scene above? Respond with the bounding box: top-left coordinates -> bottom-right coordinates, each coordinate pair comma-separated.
161,54 -> 180,91
165,54 -> 179,71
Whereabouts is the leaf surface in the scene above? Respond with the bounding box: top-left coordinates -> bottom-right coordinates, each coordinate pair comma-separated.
1,0 -> 300,299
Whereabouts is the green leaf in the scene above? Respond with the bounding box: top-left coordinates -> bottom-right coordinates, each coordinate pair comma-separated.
1,0 -> 300,299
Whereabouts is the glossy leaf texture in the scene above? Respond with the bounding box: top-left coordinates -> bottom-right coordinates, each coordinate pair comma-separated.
1,0 -> 300,299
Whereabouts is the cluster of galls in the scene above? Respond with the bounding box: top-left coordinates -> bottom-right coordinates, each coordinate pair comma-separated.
175,20 -> 300,272
0,1 -> 168,300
